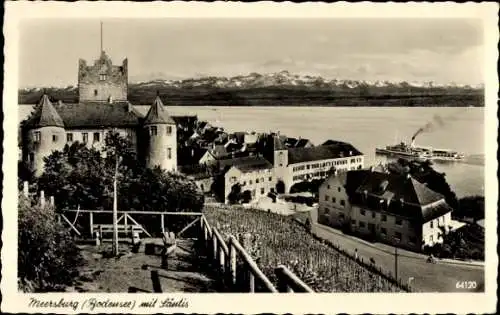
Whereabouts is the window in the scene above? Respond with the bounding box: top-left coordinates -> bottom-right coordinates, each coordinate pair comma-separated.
359,221 -> 365,228
324,195 -> 329,201
249,180 -> 252,185
360,209 -> 366,216
166,126 -> 172,135
94,89 -> 98,96
269,177 -> 272,181
430,221 -> 434,228
52,134 -> 58,142
261,188 -> 265,194
396,218 -> 403,226
324,208 -> 330,215
83,133 -> 88,143
338,187 -> 341,192
381,214 -> 387,222
307,165 -> 310,169
339,213 -> 345,220
150,126 -> 158,136
167,148 -> 172,159
429,235 -> 434,242
372,212 -> 376,218
327,184 -> 330,189
332,197 -> 336,203
256,179 -> 259,183
66,133 -> 73,142
381,228 -> 387,236
242,181 -> 246,186
99,74 -> 107,81
33,131 -> 41,142
340,200 -> 345,207
29,152 -> 34,162
93,132 -> 100,142
351,219 -> 356,225
395,232 -> 402,240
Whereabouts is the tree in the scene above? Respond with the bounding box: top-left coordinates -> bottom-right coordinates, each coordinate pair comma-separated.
227,183 -> 242,204
18,193 -> 82,292
35,131 -> 205,232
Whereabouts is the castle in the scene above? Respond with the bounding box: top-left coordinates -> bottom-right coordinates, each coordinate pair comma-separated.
21,49 -> 177,176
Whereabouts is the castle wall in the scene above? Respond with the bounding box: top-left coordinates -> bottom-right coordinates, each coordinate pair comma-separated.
65,128 -> 138,152
145,124 -> 177,172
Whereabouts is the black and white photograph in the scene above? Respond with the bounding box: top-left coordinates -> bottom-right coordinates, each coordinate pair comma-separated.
2,2 -> 498,314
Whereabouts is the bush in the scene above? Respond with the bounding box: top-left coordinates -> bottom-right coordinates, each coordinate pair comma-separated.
18,194 -> 82,292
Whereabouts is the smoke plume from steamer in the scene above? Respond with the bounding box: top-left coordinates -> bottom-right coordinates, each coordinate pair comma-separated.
411,114 -> 447,142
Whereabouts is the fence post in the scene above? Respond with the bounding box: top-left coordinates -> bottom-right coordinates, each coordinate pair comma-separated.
229,237 -> 237,288
124,213 -> 129,238
23,181 -> 29,197
90,212 -> 94,237
248,271 -> 255,293
161,214 -> 165,234
212,233 -> 218,262
40,190 -> 45,207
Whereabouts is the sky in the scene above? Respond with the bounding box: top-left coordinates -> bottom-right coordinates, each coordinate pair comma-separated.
19,18 -> 484,87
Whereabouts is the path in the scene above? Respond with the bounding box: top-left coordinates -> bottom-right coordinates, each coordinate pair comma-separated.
68,239 -> 217,293
309,222 -> 484,292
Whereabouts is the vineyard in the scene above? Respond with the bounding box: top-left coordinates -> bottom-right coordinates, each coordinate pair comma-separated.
204,205 -> 404,292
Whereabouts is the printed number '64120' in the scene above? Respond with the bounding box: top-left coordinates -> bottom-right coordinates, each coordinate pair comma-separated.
456,281 -> 477,289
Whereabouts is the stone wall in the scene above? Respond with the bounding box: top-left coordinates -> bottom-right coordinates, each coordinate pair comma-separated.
78,57 -> 128,102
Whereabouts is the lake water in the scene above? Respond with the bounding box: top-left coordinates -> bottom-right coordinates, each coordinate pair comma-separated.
18,105 -> 485,198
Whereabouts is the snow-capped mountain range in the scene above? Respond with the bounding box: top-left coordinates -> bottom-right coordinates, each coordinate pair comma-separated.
21,70 -> 483,91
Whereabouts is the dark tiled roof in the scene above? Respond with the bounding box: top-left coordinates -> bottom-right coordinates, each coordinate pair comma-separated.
349,170 -> 451,223
23,94 -> 65,128
218,155 -> 270,172
288,142 -> 363,164
224,156 -> 273,173
295,138 -> 313,148
53,101 -> 143,128
144,96 -> 176,125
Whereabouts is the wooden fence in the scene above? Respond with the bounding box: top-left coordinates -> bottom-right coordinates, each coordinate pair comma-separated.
199,216 -> 313,293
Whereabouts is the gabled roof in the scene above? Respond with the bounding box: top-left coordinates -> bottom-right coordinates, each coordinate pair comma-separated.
143,95 -> 175,125
288,142 -> 363,164
348,170 -> 451,223
224,156 -> 273,174
56,101 -> 142,128
23,94 -> 65,128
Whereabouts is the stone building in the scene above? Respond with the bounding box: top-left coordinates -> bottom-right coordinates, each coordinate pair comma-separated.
318,169 -> 453,252
78,51 -> 128,102
262,134 -> 364,193
21,49 -> 177,176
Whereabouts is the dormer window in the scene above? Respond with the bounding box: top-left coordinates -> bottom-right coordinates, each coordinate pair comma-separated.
99,74 -> 107,81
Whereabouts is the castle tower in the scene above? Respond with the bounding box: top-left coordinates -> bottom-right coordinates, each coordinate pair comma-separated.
273,134 -> 288,192
23,94 -> 66,176
78,52 -> 128,102
143,94 -> 177,172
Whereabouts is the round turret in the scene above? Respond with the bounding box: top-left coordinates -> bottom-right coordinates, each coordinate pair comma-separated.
143,94 -> 177,172
23,94 -> 66,176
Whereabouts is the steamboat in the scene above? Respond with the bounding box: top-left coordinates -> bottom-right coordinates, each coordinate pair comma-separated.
376,139 -> 465,162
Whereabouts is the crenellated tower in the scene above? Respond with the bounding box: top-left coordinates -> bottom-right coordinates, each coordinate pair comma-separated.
143,94 -> 177,172
78,52 -> 128,102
